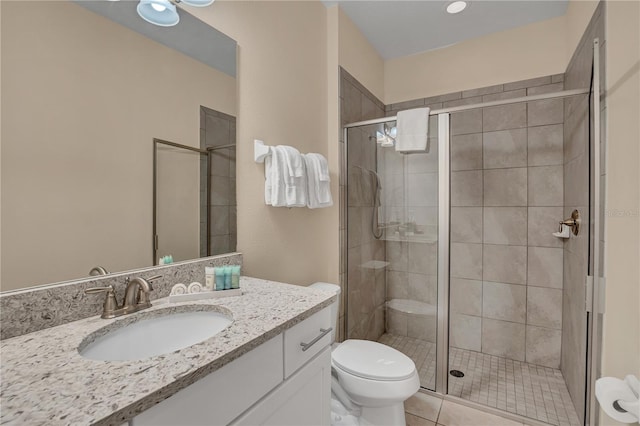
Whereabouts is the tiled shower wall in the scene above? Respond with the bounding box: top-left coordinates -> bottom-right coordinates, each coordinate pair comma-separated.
200,106 -> 237,257
340,68 -> 387,341
562,3 -> 605,422
388,75 -> 567,368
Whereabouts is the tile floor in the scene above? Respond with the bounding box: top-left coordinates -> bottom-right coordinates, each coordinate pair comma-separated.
381,334 -> 581,426
404,393 -> 526,426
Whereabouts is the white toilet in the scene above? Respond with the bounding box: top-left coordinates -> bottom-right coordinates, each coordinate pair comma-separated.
310,282 -> 420,426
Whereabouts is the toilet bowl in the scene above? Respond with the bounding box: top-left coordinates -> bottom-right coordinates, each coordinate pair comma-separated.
310,282 -> 420,426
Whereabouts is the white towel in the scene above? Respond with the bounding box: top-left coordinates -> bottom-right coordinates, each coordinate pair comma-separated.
265,146 -> 288,206
279,146 -> 307,207
265,154 -> 272,204
395,107 -> 430,152
303,153 -> 333,209
265,146 -> 307,207
280,145 -> 305,179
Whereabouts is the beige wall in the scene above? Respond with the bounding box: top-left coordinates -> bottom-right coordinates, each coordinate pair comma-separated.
384,16 -> 568,104
0,1 -> 235,291
193,1 -> 336,286
384,0 -> 599,105
601,1 -> 640,424
337,7 -> 385,103
325,4 -> 385,286
189,0 -> 602,290
565,1 -> 600,63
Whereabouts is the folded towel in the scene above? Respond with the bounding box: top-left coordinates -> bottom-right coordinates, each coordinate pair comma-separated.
265,146 -> 306,207
395,107 -> 430,152
303,153 -> 333,209
265,146 -> 288,207
264,153 -> 273,204
279,145 -> 305,178
315,153 -> 330,182
280,146 -> 306,207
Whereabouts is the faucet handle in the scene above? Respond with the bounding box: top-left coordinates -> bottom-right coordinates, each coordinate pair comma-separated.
85,285 -> 115,295
84,285 -> 119,319
143,275 -> 162,291
125,275 -> 161,285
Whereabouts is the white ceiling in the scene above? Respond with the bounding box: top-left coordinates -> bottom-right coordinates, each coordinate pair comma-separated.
324,0 -> 568,60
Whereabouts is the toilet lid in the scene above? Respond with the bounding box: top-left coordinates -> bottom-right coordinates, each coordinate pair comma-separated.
332,340 -> 416,381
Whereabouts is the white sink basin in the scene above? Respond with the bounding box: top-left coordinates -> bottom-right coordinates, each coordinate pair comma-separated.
79,308 -> 233,361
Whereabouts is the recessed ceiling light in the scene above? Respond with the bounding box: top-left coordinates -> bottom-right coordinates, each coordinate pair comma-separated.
446,1 -> 467,14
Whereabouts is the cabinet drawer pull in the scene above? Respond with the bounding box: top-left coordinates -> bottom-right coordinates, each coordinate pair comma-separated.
300,328 -> 332,352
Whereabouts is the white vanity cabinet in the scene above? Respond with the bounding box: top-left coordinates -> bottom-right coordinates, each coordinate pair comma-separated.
131,307 -> 332,426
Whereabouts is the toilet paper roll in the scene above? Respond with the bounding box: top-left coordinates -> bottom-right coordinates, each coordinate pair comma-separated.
595,377 -> 640,423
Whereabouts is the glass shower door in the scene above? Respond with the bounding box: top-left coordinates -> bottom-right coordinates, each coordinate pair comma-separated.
345,114 -> 446,392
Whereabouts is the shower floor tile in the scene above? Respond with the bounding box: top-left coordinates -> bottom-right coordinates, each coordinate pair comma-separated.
448,347 -> 581,426
378,335 -> 581,426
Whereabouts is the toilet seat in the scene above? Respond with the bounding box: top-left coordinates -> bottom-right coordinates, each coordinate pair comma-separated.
332,340 -> 415,381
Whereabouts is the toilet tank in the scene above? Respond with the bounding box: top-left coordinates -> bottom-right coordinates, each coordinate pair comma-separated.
309,282 -> 340,341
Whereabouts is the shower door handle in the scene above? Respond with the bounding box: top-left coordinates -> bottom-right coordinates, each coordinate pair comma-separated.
300,328 -> 333,352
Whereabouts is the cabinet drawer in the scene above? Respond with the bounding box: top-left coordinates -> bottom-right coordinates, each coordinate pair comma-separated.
283,307 -> 332,378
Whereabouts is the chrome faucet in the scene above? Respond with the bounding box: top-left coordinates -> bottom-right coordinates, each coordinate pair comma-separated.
123,276 -> 157,311
85,275 -> 162,319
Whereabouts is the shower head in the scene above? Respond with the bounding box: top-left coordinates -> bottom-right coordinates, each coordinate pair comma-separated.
371,123 -> 397,147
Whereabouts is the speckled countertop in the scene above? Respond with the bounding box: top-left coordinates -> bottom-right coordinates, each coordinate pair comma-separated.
0,277 -> 335,426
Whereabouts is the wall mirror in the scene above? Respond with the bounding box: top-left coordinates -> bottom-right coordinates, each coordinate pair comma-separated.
1,0 -> 237,291
154,127 -> 236,264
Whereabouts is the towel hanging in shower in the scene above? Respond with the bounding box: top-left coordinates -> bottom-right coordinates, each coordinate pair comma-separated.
395,107 -> 430,152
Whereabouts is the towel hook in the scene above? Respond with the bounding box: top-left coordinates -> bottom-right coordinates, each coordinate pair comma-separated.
559,209 -> 581,236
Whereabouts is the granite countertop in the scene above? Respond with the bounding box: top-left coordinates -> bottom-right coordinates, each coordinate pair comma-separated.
0,277 -> 335,426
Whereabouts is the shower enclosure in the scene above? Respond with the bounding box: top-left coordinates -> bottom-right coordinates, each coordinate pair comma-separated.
342,36 -> 602,426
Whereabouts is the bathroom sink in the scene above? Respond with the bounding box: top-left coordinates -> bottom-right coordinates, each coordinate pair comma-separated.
79,307 -> 233,361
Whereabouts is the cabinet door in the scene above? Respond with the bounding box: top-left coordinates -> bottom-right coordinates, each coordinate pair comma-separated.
132,335 -> 283,426
233,347 -> 331,426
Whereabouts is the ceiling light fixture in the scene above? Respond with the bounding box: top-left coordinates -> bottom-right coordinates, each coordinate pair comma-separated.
137,0 -> 179,26
151,3 -> 167,12
178,0 -> 215,6
446,1 -> 468,14
137,0 -> 215,27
